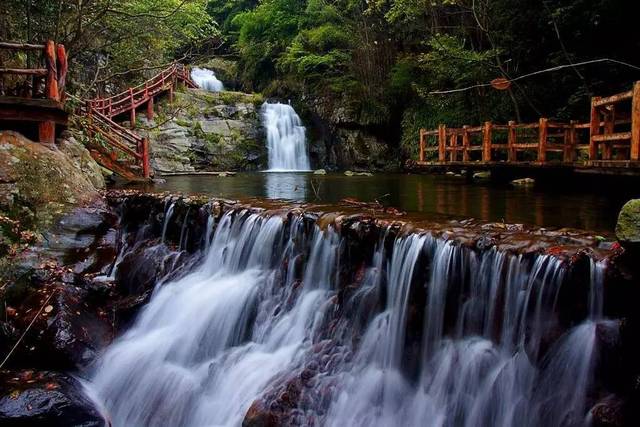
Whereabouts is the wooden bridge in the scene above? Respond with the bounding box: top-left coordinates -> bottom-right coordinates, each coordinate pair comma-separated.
0,39 -> 197,180
416,82 -> 640,174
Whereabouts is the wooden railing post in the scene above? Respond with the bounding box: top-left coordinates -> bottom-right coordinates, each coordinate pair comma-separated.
129,87 -> 136,129
589,97 -> 601,160
39,40 -> 58,143
419,129 -> 425,162
142,137 -> 150,179
438,124 -> 446,162
538,118 -> 548,162
449,132 -> 458,162
146,96 -> 154,120
631,81 -> 640,161
86,101 -> 93,139
603,105 -> 615,160
43,40 -> 58,101
482,121 -> 492,162
56,44 -> 67,101
507,120 -> 516,162
462,126 -> 470,162
564,120 -> 577,163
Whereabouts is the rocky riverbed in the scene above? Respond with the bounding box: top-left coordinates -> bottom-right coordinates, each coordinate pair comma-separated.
2,125 -> 640,427
0,186 -> 639,426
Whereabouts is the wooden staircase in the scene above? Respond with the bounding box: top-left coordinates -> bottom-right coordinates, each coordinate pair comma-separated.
83,63 -> 197,180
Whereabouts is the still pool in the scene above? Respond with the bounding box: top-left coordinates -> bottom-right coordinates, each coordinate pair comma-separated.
129,172 -> 637,232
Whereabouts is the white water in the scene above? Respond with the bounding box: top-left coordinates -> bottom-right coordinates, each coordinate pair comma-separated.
89,210 -> 608,427
262,102 -> 311,171
190,67 -> 224,92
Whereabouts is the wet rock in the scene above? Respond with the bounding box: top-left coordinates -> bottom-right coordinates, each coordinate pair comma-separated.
591,395 -> 626,427
4,281 -> 112,371
615,199 -> 640,248
511,177 -> 535,187
243,400 -> 278,427
472,171 -> 491,181
0,370 -> 104,427
313,169 -> 327,175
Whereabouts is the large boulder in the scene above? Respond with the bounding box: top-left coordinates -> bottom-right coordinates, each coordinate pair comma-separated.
0,131 -> 102,231
146,89 -> 265,173
615,199 -> 640,247
57,133 -> 105,190
0,370 -> 104,426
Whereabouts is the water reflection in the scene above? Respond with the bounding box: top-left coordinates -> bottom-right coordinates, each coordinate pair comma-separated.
145,173 -> 636,232
264,172 -> 308,201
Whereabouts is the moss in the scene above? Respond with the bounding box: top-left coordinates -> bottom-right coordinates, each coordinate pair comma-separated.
175,118 -> 192,128
616,199 -> 640,243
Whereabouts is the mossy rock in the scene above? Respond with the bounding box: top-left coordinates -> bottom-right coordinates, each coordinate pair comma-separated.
0,131 -> 101,231
615,199 -> 640,245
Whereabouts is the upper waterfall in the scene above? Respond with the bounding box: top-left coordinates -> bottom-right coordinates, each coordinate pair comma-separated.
261,102 -> 311,171
190,67 -> 224,92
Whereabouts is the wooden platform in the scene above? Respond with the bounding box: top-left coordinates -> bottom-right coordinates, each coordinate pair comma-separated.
0,96 -> 67,124
412,160 -> 640,176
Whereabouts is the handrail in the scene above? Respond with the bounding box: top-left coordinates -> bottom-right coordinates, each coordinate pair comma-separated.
80,62 -> 197,180
88,63 -> 195,118
0,40 -> 67,101
418,81 -> 640,165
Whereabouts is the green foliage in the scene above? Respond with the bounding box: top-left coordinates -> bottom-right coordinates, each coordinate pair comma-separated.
1,0 -> 217,94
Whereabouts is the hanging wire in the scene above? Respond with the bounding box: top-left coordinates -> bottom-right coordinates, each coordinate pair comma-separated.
429,58 -> 640,94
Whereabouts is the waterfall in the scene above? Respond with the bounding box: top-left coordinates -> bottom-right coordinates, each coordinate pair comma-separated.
190,67 -> 224,92
89,208 -> 609,427
262,102 -> 311,171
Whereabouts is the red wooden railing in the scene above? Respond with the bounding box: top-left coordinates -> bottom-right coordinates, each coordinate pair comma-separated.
82,63 -> 197,179
0,40 -> 68,143
418,81 -> 640,167
84,108 -> 150,179
87,63 -> 196,126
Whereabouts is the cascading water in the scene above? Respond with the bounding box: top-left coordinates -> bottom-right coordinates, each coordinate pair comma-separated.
262,102 -> 311,171
89,207 -> 611,427
190,67 -> 224,92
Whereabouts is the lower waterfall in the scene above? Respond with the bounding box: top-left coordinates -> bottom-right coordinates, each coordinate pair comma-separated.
89,207 -> 609,427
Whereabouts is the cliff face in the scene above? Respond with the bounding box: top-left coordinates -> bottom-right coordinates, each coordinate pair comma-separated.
145,89 -> 266,173
302,94 -> 398,171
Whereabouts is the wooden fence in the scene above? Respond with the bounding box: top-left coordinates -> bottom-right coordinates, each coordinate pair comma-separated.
418,81 -> 640,166
87,63 -> 196,128
0,40 -> 68,143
